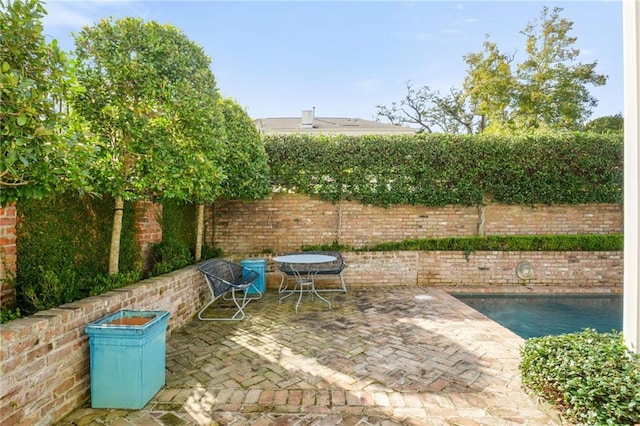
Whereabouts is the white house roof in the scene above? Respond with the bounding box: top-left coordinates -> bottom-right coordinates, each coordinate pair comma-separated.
254,110 -> 417,136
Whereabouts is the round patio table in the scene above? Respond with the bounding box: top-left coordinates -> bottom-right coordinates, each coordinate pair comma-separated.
272,254 -> 336,313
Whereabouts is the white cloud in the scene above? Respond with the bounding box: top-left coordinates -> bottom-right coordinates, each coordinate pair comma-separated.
43,2 -> 95,30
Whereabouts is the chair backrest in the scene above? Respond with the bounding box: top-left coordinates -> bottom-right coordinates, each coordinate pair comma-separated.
198,259 -> 246,296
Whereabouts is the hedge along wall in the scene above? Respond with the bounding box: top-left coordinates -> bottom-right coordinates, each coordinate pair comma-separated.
0,265 -> 206,426
209,194 -> 622,254
264,133 -> 623,207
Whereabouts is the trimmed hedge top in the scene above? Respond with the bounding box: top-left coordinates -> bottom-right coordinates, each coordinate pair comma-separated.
265,132 -> 622,206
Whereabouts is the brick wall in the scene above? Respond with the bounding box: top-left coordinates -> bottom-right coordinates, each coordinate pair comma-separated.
483,204 -> 623,235
134,201 -> 163,271
0,204 -> 17,307
0,266 -> 206,426
209,194 -> 622,254
263,251 -> 622,293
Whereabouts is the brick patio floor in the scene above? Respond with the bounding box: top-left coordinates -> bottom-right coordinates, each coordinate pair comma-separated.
58,287 -> 562,425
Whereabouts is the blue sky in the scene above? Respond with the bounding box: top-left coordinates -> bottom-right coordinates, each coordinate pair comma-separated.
42,1 -> 623,122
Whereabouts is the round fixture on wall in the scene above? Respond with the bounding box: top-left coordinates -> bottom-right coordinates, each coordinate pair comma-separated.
516,261 -> 534,280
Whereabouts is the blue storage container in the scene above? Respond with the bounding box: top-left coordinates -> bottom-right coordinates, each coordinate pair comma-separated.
241,258 -> 266,294
85,310 -> 170,409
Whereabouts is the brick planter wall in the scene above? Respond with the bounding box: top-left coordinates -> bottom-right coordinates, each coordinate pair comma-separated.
0,266 -> 206,426
264,251 -> 623,294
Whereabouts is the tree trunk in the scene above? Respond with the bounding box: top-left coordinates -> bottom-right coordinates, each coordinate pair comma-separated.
195,203 -> 204,262
108,196 -> 124,275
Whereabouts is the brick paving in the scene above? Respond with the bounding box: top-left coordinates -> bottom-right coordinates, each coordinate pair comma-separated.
58,287 -> 562,425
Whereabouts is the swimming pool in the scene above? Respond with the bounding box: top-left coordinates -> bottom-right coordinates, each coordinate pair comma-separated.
454,293 -> 623,339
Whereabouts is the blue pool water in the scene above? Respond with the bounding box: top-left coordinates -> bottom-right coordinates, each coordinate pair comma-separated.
454,294 -> 623,339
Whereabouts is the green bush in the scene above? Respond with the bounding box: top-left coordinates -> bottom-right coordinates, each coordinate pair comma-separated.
161,201 -> 197,254
148,238 -> 193,277
265,132 -> 622,206
15,193 -> 140,315
520,329 -> 640,425
359,234 -> 623,253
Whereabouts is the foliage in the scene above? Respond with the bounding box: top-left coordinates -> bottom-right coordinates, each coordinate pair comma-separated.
148,237 -> 193,277
376,82 -> 480,134
0,307 -> 21,323
0,0 -> 90,205
15,193 -> 140,315
219,98 -> 271,200
303,235 -> 622,254
161,201 -> 197,253
200,245 -> 223,261
511,6 -> 607,132
265,133 -> 622,206
520,329 -> 640,425
378,6 -> 607,134
584,114 -> 624,134
71,17 -> 226,273
359,234 -> 622,253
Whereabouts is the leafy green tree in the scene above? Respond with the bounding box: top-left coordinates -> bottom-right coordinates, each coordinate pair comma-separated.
219,98 -> 270,200
584,114 -> 623,134
376,82 -> 480,134
72,18 -> 226,274
514,6 -> 607,131
191,98 -> 271,261
463,38 -> 517,133
378,6 -> 607,134
0,0 -> 88,205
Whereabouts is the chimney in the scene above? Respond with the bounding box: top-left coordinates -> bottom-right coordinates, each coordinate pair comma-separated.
301,109 -> 314,129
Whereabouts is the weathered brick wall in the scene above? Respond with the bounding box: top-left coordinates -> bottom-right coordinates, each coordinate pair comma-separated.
415,251 -> 622,292
0,204 -> 17,307
213,194 -> 339,253
340,202 -> 478,247
0,266 -> 206,426
134,201 -> 163,271
483,203 -> 623,235
263,251 -> 622,293
209,195 -> 622,254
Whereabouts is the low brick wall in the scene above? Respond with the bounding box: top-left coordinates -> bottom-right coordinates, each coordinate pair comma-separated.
0,251 -> 623,425
0,266 -> 206,426
264,251 -> 623,293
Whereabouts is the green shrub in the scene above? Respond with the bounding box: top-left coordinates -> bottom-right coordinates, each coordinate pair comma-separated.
0,307 -> 22,323
161,201 -> 197,254
89,271 -> 141,296
359,234 -> 623,253
15,193 -> 140,315
200,245 -> 222,261
520,329 -> 640,425
148,238 -> 193,277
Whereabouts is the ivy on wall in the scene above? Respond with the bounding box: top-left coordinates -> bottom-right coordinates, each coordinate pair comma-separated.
265,132 -> 623,206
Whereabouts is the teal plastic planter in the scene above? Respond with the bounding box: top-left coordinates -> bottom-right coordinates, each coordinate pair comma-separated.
85,310 -> 170,409
241,258 -> 266,294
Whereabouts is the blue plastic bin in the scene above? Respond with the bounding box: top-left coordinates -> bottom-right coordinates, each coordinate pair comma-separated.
241,258 -> 266,294
85,310 -> 170,409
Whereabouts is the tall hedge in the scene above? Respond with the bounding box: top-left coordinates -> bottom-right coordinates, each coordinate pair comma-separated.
265,132 -> 622,206
16,193 -> 140,314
